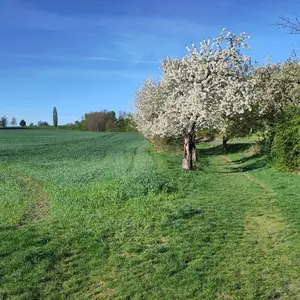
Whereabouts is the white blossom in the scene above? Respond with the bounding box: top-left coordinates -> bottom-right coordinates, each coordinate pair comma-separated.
134,29 -> 256,139
253,57 -> 300,122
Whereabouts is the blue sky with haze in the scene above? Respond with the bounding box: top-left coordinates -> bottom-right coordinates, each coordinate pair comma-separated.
1,0 -> 299,125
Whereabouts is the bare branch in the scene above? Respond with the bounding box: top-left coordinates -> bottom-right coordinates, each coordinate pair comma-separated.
277,15 -> 300,34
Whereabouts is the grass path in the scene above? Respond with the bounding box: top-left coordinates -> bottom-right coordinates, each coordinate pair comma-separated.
208,150 -> 300,299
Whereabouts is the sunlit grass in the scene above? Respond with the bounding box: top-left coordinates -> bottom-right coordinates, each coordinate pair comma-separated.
1,130 -> 300,299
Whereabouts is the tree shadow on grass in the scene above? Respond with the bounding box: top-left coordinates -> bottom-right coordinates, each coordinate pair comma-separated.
232,153 -> 262,165
198,142 -> 269,173
212,157 -> 269,174
198,143 -> 254,156
229,158 -> 269,173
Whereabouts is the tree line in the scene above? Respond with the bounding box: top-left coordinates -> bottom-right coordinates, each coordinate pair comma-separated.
0,116 -> 27,128
0,116 -> 51,128
61,110 -> 136,132
1,107 -> 136,133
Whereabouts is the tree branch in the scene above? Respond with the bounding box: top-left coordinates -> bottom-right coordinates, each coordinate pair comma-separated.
277,15 -> 300,34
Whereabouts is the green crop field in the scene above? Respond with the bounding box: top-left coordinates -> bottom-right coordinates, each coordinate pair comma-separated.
1,129 -> 300,299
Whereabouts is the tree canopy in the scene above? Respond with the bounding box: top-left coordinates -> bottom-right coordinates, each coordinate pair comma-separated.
134,28 -> 300,169
19,119 -> 26,127
134,29 -> 258,168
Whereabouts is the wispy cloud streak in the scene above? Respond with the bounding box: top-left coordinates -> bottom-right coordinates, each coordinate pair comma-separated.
0,52 -> 159,64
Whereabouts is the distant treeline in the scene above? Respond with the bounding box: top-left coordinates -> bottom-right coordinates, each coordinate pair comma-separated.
59,110 -> 137,132
0,110 -> 136,132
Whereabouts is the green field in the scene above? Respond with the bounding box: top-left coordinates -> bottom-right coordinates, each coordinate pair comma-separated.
1,130 -> 300,299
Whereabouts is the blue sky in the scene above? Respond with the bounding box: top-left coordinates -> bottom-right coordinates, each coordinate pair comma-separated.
1,0 -> 300,125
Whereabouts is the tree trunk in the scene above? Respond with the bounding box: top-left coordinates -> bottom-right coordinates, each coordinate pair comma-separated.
222,136 -> 228,150
182,131 -> 197,170
192,132 -> 197,162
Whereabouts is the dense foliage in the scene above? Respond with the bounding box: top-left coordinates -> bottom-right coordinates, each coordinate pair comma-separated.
37,121 -> 50,126
271,107 -> 300,171
19,119 -> 26,127
63,110 -> 137,132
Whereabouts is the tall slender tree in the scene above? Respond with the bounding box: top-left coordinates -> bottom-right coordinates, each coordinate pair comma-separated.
53,107 -> 58,128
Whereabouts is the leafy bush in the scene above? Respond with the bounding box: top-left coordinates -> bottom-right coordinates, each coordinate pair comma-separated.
271,107 -> 300,171
149,136 -> 181,152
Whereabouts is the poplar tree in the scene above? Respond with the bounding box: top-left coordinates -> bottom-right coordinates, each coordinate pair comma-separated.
53,107 -> 58,128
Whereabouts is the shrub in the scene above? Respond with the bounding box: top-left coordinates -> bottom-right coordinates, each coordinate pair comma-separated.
149,136 -> 181,153
271,107 -> 300,171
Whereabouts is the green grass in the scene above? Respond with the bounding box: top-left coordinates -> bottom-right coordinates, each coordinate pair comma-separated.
1,130 -> 300,299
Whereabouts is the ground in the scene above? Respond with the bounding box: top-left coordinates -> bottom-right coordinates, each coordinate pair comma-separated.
1,130 -> 300,299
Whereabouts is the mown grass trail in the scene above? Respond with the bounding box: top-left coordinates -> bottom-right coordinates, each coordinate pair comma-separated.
205,148 -> 300,299
1,130 -> 300,299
